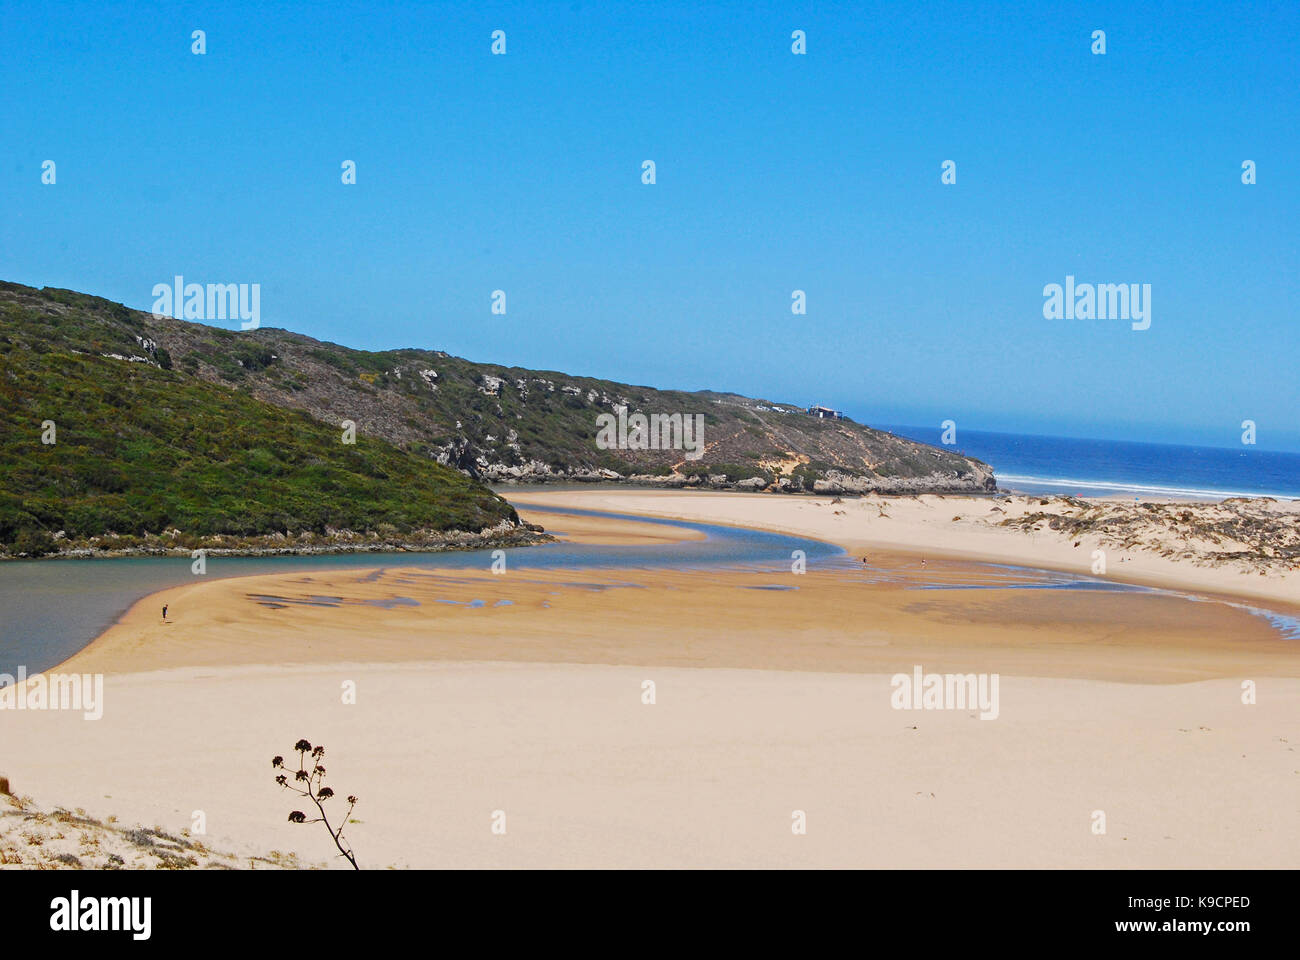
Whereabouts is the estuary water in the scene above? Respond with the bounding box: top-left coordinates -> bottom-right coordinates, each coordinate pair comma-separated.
0,506 -> 843,675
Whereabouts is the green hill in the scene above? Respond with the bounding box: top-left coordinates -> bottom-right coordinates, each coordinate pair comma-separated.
0,282 -> 994,493
0,280 -> 996,555
0,287 -> 526,557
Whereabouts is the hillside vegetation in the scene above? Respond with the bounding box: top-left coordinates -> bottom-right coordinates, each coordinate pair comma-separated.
0,286 -> 524,557
0,281 -> 996,554
0,283 -> 994,493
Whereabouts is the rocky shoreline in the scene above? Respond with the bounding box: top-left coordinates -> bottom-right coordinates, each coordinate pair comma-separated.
482,462 -> 998,495
1,521 -> 551,561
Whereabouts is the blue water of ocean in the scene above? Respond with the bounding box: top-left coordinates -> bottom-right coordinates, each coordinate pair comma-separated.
879,425 -> 1300,501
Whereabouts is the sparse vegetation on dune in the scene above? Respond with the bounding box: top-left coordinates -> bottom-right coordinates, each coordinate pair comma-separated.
994,496 -> 1300,574
0,787 -> 307,870
273,739 -> 360,870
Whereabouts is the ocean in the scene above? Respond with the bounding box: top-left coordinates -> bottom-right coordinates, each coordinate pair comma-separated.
879,426 -> 1300,501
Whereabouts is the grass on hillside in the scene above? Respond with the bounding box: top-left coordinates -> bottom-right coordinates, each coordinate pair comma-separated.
0,347 -> 518,555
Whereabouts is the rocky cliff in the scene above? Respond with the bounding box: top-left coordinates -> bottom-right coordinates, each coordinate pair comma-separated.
1,282 -> 996,499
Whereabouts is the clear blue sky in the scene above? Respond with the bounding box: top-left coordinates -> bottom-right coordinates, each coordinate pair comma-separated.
2,1 -> 1297,450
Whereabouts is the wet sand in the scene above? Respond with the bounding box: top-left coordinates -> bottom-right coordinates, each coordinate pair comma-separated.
56,565 -> 1300,683
511,489 -> 1300,607
5,492 -> 1298,869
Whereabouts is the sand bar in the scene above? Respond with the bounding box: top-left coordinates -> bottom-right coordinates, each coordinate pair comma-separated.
5,491 -> 1298,869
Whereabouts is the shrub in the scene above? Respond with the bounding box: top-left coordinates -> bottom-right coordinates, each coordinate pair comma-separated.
10,529 -> 55,557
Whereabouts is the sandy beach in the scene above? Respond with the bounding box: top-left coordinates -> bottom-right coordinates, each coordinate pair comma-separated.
511,488 -> 1300,607
4,491 -> 1298,869
8,662 -> 1296,869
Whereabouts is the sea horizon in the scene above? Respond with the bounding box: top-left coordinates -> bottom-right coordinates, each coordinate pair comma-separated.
879,425 -> 1300,501
5,0 -> 1298,915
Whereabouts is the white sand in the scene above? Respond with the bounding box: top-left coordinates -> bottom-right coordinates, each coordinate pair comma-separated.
5,661 -> 1296,868
6,490 -> 1297,869
513,489 -> 1300,607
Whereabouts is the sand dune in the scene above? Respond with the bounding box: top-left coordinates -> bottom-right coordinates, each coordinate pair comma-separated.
513,489 -> 1300,607
5,491 -> 1297,869
6,663 -> 1297,869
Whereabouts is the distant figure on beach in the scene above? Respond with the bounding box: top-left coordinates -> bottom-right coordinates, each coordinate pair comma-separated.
162,604 -> 168,620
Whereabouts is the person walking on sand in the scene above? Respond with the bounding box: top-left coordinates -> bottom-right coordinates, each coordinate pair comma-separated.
162,603 -> 168,620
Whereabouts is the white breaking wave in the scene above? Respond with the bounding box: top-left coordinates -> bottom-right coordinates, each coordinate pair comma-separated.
997,474 -> 1300,501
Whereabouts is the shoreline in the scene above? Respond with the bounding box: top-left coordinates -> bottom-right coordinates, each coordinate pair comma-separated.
53,562 -> 1300,682
47,491 -> 1300,683
510,489 -> 1300,610
35,491 -> 1300,679
0,526 -> 551,563
1000,481 -> 1300,503
8,490 -> 1299,870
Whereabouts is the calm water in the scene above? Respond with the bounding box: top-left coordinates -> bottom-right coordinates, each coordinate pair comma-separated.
881,425 -> 1300,500
2,504 -> 1296,678
0,506 -> 843,675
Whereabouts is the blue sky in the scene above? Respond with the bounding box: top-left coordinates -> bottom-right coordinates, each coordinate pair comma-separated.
2,1 -> 1297,450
